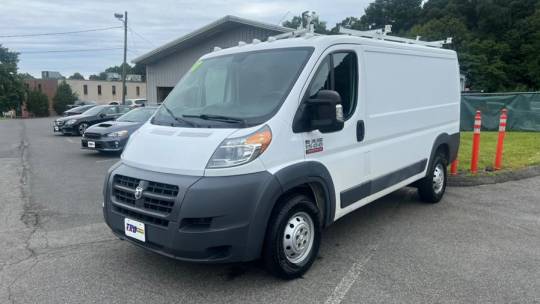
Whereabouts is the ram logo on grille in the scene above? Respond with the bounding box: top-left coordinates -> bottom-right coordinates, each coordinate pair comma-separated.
134,185 -> 144,200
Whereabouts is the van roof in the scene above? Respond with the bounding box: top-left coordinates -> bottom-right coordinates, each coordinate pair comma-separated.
203,34 -> 456,59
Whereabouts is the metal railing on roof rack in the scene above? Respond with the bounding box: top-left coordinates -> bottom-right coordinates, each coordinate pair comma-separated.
338,25 -> 452,48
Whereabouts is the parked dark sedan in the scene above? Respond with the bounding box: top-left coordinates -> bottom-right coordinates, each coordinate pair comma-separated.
53,105 -> 130,135
66,100 -> 96,110
81,107 -> 157,152
62,104 -> 95,116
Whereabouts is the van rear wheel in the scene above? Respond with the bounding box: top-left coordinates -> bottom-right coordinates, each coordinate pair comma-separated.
263,194 -> 321,280
418,153 -> 448,203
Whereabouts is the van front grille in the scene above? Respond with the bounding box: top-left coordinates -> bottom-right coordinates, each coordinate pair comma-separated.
112,174 -> 179,216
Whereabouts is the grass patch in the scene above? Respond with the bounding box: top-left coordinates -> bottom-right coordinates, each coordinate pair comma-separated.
456,131 -> 540,175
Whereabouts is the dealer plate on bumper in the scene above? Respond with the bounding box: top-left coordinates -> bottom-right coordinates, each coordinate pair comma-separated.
87,141 -> 95,148
125,218 -> 145,242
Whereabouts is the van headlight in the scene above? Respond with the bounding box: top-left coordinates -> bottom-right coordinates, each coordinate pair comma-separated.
206,125 -> 272,169
106,130 -> 129,138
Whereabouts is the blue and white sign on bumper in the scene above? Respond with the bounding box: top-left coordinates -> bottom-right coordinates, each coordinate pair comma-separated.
125,218 -> 145,242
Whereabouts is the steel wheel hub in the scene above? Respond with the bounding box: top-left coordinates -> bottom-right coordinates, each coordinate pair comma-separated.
283,211 -> 314,265
433,164 -> 445,194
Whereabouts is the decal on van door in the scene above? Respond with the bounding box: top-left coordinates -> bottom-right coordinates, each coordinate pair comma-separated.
305,138 -> 323,154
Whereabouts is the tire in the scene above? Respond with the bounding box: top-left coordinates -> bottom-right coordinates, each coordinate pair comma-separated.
263,194 -> 321,280
418,152 -> 448,203
77,123 -> 89,136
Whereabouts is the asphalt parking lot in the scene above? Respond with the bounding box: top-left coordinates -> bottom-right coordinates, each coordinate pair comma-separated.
1,117 -> 539,304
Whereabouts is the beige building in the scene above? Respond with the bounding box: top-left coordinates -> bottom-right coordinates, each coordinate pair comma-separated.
65,80 -> 146,104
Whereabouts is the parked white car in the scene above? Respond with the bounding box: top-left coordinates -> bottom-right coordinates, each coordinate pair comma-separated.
103,31 -> 460,279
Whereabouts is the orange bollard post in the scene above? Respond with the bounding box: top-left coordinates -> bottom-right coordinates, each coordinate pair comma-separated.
494,109 -> 508,170
470,111 -> 481,174
450,159 -> 458,175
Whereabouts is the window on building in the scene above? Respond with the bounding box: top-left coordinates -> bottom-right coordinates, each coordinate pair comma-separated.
38,84 -> 42,92
83,85 -> 88,95
112,85 -> 116,95
98,85 -> 102,95
136,86 -> 140,96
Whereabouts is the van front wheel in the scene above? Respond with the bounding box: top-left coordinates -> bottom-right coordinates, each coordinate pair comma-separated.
418,153 -> 448,203
263,194 -> 321,279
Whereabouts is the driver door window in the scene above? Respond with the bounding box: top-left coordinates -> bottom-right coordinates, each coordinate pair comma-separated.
308,52 -> 358,120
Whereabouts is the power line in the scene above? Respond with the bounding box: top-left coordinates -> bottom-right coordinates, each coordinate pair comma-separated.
128,26 -> 156,47
19,47 -> 123,54
0,26 -> 122,38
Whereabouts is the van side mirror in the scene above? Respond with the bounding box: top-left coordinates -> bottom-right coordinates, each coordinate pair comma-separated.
293,90 -> 345,133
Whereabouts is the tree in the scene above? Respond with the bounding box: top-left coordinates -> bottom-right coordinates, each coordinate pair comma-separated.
358,0 -> 423,33
131,63 -> 146,81
26,90 -> 49,117
88,74 -> 100,80
68,72 -> 85,80
282,15 -> 329,34
53,81 -> 77,114
0,45 -> 25,114
19,73 -> 35,80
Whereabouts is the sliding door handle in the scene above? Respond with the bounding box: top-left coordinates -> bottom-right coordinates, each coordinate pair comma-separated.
356,120 -> 365,142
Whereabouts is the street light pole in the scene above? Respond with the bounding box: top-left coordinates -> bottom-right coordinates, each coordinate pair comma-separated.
121,11 -> 128,105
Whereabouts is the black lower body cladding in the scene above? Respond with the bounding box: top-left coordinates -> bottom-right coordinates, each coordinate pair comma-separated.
103,163 -> 282,263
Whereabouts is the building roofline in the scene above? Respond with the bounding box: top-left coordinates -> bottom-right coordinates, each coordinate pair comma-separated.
132,15 -> 292,65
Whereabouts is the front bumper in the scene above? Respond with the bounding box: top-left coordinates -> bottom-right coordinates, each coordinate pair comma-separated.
81,137 -> 127,152
103,163 -> 281,263
58,125 -> 78,135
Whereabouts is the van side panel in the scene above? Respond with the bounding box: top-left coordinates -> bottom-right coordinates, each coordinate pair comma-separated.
335,46 -> 460,219
362,47 -> 459,178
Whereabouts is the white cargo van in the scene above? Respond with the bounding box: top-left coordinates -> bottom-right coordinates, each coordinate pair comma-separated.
103,29 -> 460,279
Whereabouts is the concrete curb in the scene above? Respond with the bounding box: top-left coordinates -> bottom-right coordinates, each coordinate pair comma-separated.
448,166 -> 540,187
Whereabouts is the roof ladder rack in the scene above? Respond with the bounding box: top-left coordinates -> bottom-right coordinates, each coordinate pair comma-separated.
268,11 -> 317,42
338,25 -> 452,48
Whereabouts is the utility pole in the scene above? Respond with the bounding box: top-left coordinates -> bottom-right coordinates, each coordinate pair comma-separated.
122,11 -> 128,105
115,11 -> 128,105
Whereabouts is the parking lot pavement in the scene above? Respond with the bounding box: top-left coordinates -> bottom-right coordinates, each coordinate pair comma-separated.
1,117 -> 539,304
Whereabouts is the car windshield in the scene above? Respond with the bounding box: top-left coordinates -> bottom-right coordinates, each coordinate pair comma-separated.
117,108 -> 156,122
82,105 -> 107,116
152,47 -> 313,128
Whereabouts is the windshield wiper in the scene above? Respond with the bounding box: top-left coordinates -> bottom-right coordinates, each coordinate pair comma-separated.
182,114 -> 246,125
161,104 -> 196,127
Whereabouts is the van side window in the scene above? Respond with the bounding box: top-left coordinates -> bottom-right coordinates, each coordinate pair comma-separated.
308,52 -> 358,119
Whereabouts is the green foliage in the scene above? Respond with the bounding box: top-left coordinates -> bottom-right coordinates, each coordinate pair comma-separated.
287,0 -> 540,92
19,73 -> 35,80
0,45 -> 25,114
360,0 -> 423,33
282,15 -> 329,34
53,81 -> 77,114
68,72 -> 85,80
88,74 -> 100,80
26,90 -> 49,117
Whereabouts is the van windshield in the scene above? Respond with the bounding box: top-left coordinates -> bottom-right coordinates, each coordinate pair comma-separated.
152,47 -> 313,128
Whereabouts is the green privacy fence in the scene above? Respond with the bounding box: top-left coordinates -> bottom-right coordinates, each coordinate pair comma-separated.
461,92 -> 540,131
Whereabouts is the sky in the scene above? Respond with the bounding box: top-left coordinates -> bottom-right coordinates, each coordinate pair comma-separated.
1,0 -> 372,78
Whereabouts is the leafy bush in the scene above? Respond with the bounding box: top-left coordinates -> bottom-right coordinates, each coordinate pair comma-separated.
26,90 -> 50,117
53,81 -> 77,114
0,45 -> 24,114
